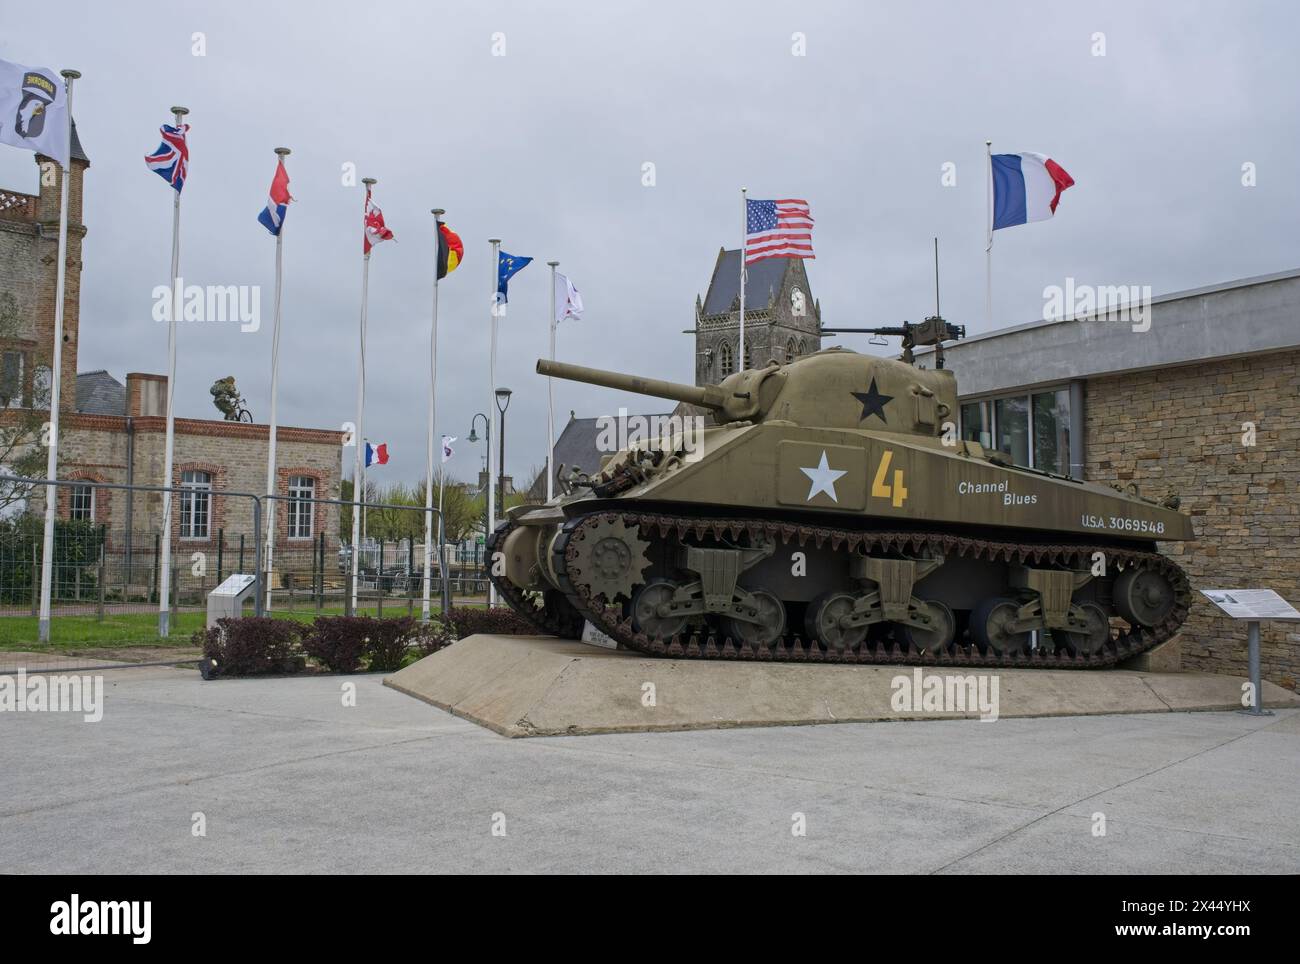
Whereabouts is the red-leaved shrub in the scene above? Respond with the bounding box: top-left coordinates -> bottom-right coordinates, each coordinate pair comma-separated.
197,617 -> 303,677
301,616 -> 369,672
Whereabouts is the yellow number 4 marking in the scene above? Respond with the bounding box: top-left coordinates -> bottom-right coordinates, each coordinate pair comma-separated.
872,450 -> 908,508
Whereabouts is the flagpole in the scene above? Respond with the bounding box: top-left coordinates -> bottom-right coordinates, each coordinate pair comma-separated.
157,105 -> 188,638
546,260 -> 559,501
262,146 -> 290,614
36,68 -> 80,644
738,187 -> 747,372
487,238 -> 500,607
985,139 -> 993,327
350,177 -> 376,615
422,207 -> 444,622
437,462 -> 449,614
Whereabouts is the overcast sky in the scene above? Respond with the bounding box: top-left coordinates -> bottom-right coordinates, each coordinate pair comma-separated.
3,0 -> 1297,489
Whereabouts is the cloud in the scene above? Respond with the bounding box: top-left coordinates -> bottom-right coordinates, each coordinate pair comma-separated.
2,0 -> 1296,489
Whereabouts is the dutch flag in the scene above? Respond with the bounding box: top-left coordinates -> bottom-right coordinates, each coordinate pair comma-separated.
257,157 -> 292,236
991,152 -> 1074,231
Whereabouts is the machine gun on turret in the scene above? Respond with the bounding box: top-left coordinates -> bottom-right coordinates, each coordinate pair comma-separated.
821,237 -> 965,368
820,316 -> 966,367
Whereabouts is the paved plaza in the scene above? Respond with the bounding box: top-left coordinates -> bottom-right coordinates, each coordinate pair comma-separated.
2,665 -> 1296,873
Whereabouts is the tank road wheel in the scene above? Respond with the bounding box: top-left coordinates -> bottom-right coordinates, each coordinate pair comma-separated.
725,590 -> 786,648
970,597 -> 1031,656
902,600 -> 956,655
632,580 -> 689,640
570,516 -> 652,604
1114,567 -> 1176,628
1055,602 -> 1111,656
805,592 -> 868,651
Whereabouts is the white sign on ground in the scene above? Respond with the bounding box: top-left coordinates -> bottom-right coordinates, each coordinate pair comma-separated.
1200,589 -> 1300,621
581,620 -> 618,649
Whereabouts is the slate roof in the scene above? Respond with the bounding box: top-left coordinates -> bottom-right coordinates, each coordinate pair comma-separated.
75,369 -> 125,415
70,120 -> 89,164
701,248 -> 788,315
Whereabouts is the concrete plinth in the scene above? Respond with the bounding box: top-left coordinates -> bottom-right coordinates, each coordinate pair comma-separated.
383,634 -> 1300,738
1120,635 -> 1182,673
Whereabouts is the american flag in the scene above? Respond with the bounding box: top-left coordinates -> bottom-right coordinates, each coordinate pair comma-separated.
744,198 -> 814,265
144,123 -> 190,193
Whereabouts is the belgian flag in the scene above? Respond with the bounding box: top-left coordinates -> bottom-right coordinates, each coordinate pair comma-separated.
436,220 -> 463,280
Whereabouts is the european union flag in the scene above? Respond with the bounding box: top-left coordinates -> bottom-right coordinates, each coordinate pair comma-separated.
496,250 -> 533,309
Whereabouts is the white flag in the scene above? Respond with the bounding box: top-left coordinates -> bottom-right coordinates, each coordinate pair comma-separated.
441,435 -> 456,462
0,59 -> 69,168
554,272 -> 584,323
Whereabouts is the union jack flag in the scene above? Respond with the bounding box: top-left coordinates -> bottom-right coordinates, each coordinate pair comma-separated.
145,123 -> 190,193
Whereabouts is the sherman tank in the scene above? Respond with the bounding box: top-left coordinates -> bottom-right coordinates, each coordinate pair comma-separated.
487,317 -> 1193,668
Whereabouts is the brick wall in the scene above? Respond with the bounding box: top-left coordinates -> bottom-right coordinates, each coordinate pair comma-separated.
0,155 -> 88,412
13,413 -> 344,553
1086,349 -> 1300,688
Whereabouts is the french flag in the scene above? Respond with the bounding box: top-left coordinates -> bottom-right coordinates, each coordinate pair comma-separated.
257,157 -> 292,236
991,152 -> 1074,231
365,442 -> 389,467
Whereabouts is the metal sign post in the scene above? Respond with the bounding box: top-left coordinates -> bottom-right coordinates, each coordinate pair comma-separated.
1200,588 -> 1300,717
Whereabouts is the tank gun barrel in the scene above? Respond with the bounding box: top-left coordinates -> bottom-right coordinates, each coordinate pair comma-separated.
537,359 -> 727,410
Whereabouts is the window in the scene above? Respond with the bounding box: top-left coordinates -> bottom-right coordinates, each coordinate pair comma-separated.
1032,389 -> 1071,475
1,350 -> 23,408
180,470 -> 212,539
287,475 -> 315,539
786,337 -> 798,360
993,396 -> 1030,467
718,342 -> 734,378
960,400 -> 993,449
70,484 -> 94,521
960,387 -> 1075,477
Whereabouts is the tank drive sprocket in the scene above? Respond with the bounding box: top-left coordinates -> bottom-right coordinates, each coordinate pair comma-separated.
564,514 -> 652,603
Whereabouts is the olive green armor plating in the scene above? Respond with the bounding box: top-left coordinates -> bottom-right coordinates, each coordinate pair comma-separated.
488,346 -> 1194,666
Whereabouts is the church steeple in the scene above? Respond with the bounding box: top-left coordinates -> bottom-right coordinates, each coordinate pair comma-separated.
693,247 -> 821,385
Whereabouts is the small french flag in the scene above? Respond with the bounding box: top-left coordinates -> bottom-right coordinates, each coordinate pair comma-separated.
365,442 -> 389,467
991,152 -> 1074,231
257,157 -> 292,236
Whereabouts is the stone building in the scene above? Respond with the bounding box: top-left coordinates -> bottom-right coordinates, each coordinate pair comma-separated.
1,124 -> 344,586
914,268 -> 1300,689
691,248 -> 822,383
0,123 -> 89,412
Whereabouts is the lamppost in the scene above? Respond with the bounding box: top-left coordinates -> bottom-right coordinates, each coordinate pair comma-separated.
468,412 -> 491,599
494,387 -> 513,526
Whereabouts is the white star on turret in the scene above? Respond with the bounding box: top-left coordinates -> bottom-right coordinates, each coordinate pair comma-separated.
800,450 -> 847,503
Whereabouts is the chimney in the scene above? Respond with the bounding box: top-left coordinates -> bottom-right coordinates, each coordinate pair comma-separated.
126,373 -> 167,416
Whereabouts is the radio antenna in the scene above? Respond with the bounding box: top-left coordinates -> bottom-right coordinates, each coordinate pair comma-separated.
933,236 -> 941,318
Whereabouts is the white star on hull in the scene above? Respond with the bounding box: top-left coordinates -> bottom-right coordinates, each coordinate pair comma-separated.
800,450 -> 847,503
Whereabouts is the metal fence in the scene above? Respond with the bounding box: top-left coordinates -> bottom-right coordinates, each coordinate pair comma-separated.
0,475 -> 476,673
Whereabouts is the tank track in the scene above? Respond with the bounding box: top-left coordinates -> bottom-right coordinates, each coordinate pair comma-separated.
483,524 -> 585,638
489,509 -> 1191,669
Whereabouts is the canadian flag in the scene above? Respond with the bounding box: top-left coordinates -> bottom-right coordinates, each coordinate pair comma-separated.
363,186 -> 394,254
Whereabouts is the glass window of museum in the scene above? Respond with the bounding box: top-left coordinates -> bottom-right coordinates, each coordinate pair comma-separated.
960,387 -> 1072,476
